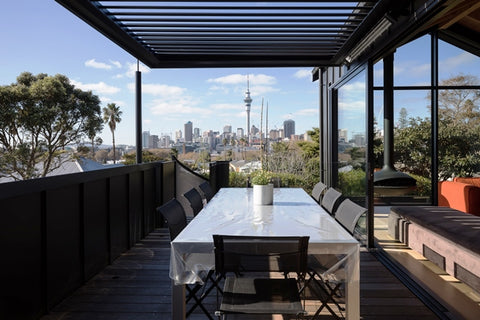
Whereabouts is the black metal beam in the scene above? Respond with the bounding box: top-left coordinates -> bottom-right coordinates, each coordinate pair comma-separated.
55,0 -> 159,68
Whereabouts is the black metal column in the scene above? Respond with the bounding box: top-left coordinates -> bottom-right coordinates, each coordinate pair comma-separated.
383,53 -> 394,169
366,60 -> 375,249
431,33 -> 439,204
135,66 -> 142,164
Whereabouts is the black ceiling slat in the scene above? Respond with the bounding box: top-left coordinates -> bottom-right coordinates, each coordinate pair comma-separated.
125,23 -> 358,29
138,35 -> 349,40
116,17 -> 364,23
101,5 -> 367,11
131,28 -> 353,34
107,11 -> 368,17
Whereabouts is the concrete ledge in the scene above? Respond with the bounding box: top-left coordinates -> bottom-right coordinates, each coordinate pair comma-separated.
389,206 -> 480,294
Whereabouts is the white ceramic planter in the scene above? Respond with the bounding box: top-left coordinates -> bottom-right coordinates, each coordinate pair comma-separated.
253,184 -> 274,205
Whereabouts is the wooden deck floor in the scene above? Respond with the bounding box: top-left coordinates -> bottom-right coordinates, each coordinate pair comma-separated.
40,228 -> 441,320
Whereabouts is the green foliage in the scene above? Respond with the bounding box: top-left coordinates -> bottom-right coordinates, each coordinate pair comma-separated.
229,171 -> 317,194
409,173 -> 431,197
230,171 -> 249,187
123,150 -> 170,165
393,74 -> 480,181
251,170 -> 273,185
0,72 -> 103,180
102,103 -> 122,164
338,169 -> 366,197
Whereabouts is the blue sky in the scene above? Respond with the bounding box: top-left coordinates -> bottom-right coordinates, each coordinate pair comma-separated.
1,1 -> 318,146
339,36 -> 480,139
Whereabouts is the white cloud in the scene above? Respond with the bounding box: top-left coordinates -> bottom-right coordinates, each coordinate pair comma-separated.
211,103 -> 243,110
110,60 -> 122,68
71,80 -> 120,95
116,61 -> 151,78
293,108 -> 318,116
441,51 -> 476,72
99,96 -> 126,107
128,82 -> 186,96
150,98 -> 208,116
293,69 -> 311,79
85,59 -> 112,70
208,73 -> 276,86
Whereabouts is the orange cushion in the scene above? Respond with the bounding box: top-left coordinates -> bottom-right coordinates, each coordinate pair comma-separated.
454,177 -> 480,188
438,181 -> 480,216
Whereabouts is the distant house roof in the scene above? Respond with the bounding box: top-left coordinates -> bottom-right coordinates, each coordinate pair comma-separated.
0,156 -> 123,183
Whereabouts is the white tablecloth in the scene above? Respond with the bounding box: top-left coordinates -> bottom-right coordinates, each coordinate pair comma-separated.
170,187 -> 360,319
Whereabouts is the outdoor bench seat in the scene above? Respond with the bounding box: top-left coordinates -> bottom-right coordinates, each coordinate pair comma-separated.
389,206 -> 480,293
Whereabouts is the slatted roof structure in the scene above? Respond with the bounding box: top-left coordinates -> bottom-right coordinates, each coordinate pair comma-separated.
55,0 -> 394,68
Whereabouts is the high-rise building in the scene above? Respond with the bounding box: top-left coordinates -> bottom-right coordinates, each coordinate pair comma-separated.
149,135 -> 159,149
244,76 -> 252,145
283,119 -> 295,140
339,129 -> 348,142
223,125 -> 232,134
175,130 -> 182,143
194,127 -> 200,140
142,131 -> 150,149
184,121 -> 193,143
237,128 -> 244,138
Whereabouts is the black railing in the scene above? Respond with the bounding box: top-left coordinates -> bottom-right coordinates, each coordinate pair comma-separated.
0,159 -> 231,320
0,161 -> 175,320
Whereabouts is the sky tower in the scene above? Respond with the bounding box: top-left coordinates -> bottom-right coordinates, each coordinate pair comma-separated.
244,75 -> 252,144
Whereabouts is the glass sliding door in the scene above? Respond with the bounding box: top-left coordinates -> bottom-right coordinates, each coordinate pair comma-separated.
336,70 -> 367,204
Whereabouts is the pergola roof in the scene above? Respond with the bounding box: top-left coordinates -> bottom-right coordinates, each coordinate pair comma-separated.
55,0 -> 393,68
55,1 -> 480,69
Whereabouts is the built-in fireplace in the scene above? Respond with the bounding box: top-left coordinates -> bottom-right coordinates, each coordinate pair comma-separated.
373,53 -> 416,196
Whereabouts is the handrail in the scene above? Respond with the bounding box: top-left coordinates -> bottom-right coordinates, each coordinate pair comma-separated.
172,155 -> 209,182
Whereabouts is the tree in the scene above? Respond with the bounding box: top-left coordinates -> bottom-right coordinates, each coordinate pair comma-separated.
86,116 -> 104,158
0,72 -> 102,180
394,74 -> 480,180
102,103 -> 122,164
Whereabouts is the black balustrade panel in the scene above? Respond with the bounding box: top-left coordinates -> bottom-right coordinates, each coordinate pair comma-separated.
109,174 -> 129,262
0,161 -> 175,320
45,185 -> 82,309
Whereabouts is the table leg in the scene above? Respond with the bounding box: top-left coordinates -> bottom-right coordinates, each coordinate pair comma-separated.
345,247 -> 360,320
172,281 -> 186,320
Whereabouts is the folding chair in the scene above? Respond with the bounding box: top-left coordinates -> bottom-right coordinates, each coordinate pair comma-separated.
199,181 -> 215,203
321,188 -> 344,216
213,235 -> 309,319
311,181 -> 327,203
308,198 -> 367,319
183,188 -> 204,217
156,199 -> 217,319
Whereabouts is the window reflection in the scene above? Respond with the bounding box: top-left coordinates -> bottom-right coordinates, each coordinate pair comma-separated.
337,71 -> 366,200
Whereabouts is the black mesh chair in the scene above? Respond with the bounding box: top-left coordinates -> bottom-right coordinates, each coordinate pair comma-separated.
156,199 -> 187,241
183,188 -> 204,217
311,181 -> 327,203
335,198 -> 367,237
199,181 -> 215,203
321,188 -> 344,216
156,199 -> 216,319
213,235 -> 309,319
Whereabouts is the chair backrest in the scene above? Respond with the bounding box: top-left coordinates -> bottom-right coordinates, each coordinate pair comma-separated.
183,188 -> 204,216
335,198 -> 367,235
199,181 -> 214,202
321,188 -> 344,215
156,199 -> 187,240
213,235 -> 309,277
311,181 -> 327,203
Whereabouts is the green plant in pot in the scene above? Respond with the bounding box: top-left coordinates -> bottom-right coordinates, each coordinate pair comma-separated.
252,171 -> 274,205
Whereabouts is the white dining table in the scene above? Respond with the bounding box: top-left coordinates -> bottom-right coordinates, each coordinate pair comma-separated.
169,187 -> 360,319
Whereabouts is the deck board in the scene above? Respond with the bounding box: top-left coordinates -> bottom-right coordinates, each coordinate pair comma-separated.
40,229 -> 440,320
